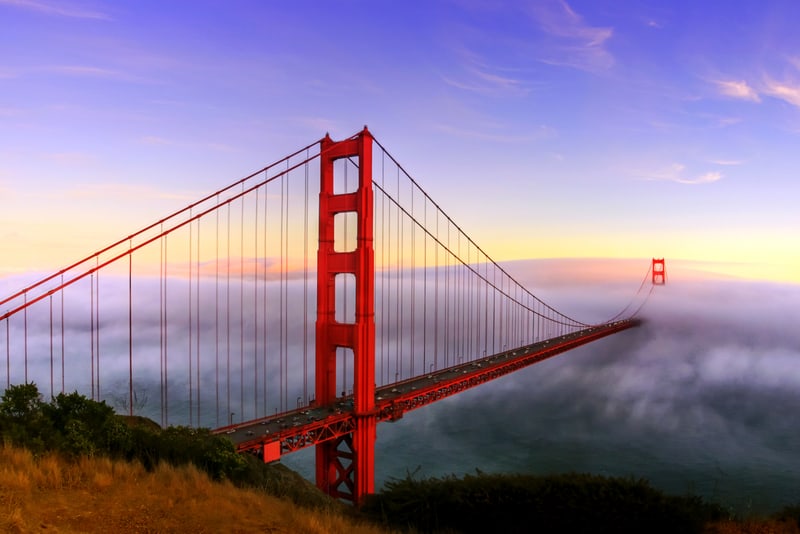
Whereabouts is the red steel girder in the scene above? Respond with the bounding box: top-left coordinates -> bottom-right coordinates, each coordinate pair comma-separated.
373,320 -> 641,422
234,412 -> 355,456
226,319 -> 641,465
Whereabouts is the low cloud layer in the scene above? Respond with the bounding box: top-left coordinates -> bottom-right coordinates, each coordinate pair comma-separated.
4,260 -> 799,512
372,274 -> 800,514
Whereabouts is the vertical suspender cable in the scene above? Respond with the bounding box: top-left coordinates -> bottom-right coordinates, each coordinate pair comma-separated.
24,293 -> 27,383
128,244 -> 133,416
285,164 -> 291,408
159,233 -> 164,426
196,219 -> 201,425
395,166 -> 400,382
492,264 -> 496,354
254,188 -> 260,418
465,238 -> 469,359
5,318 -> 9,388
189,210 -> 193,426
215,198 -> 220,427
240,188 -> 245,420
410,182 -> 415,377
49,296 -> 53,399
96,261 -> 100,400
60,275 -> 64,393
284,160 -> 290,409
434,210 -> 439,371
502,274 -> 507,350
483,253 -> 488,357
303,155 -> 309,404
445,222 -> 451,367
398,165 -> 404,381
380,150 -> 386,384
458,234 -> 463,361
468,242 -> 473,360
90,272 -> 94,399
262,173 -> 268,414
226,203 -> 232,422
164,234 -> 169,426
422,195 -> 427,375
279,170 -> 285,411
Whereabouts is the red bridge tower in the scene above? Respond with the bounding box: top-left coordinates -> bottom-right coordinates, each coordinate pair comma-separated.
652,258 -> 666,285
315,128 -> 376,503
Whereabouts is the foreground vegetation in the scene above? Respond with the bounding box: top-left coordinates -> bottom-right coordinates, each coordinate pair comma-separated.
0,382 -> 335,509
363,471 -> 800,533
363,470 -> 723,533
0,444 -> 389,533
2,383 -> 799,533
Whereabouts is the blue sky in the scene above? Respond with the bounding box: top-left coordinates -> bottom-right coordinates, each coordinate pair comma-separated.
1,0 -> 799,282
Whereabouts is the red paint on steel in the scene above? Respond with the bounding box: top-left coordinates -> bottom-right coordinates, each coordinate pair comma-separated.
315,128 -> 376,504
652,258 -> 666,285
225,320 -> 641,481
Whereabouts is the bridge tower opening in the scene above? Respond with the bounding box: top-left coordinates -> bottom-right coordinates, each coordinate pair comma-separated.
315,127 -> 375,503
652,258 -> 666,285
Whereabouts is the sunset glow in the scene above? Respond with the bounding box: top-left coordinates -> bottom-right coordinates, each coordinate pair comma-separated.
1,1 -> 799,284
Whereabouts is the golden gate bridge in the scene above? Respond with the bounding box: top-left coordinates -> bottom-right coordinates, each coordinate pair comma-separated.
0,128 -> 664,503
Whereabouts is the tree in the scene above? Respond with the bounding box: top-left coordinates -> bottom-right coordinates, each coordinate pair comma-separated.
44,391 -> 129,457
0,382 -> 43,419
0,382 -> 50,451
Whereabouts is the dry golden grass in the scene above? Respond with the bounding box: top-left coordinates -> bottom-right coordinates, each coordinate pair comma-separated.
705,520 -> 800,534
0,444 -> 393,534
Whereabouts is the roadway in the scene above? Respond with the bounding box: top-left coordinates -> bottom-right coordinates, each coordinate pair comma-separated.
214,318 -> 641,460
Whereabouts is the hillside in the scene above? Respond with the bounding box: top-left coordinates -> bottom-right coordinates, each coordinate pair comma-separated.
2,385 -> 799,533
0,444 -> 390,534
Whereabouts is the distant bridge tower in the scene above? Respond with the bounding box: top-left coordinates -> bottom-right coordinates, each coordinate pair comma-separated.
652,258 -> 666,285
316,128 -> 376,503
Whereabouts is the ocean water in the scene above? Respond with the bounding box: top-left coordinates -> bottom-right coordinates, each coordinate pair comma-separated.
285,272 -> 800,515
4,261 -> 798,514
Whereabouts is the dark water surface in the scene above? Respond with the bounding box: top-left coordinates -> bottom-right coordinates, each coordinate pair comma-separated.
286,275 -> 800,514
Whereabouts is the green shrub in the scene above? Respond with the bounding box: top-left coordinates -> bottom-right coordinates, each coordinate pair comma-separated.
362,471 -> 726,533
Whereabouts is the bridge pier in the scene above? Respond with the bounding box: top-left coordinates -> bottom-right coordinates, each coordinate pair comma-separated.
315,128 -> 376,503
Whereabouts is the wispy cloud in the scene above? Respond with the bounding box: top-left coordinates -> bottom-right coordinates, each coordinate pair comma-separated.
712,70 -> 800,110
710,159 -> 743,166
638,162 -> 723,185
431,121 -> 555,144
3,63 -> 157,84
140,136 -> 174,146
139,136 -> 239,153
0,107 -> 23,117
36,64 -> 152,83
43,152 -> 97,165
527,0 -> 614,72
682,171 -> 723,184
715,116 -> 742,127
294,116 -> 340,136
714,79 -> 760,102
444,66 -> 528,96
63,183 -> 196,202
441,47 -> 530,97
0,0 -> 111,20
762,79 -> 800,108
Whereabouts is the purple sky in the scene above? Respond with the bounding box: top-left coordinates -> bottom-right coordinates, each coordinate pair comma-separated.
1,0 -> 799,283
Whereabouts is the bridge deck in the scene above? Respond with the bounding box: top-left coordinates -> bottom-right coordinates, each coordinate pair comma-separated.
214,319 -> 641,460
